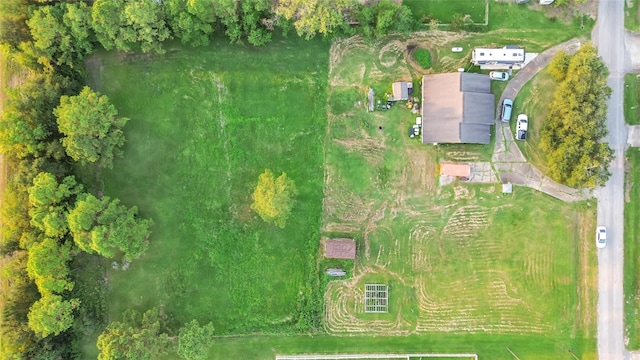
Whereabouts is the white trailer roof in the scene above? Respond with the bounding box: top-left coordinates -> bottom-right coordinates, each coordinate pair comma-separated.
472,46 -> 525,65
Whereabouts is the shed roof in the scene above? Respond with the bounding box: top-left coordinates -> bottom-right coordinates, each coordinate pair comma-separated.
392,82 -> 412,101
440,163 -> 471,177
325,239 -> 356,259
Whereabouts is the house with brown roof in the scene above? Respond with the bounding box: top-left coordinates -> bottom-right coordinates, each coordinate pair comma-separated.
421,72 -> 495,144
325,238 -> 356,259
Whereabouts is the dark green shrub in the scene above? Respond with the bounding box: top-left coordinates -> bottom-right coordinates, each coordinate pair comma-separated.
413,48 -> 432,69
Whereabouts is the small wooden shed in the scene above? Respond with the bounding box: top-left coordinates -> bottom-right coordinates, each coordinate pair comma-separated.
440,163 -> 471,178
325,238 -> 356,259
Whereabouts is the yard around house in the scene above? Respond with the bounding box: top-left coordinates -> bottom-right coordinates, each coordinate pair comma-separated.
319,34 -> 596,358
511,67 -> 557,171
78,7 -> 599,358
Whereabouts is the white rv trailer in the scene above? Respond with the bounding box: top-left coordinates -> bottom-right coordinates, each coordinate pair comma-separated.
471,46 -> 525,66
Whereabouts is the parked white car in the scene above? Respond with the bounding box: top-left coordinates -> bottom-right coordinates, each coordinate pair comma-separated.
489,71 -> 509,81
596,226 -> 607,248
516,114 -> 528,140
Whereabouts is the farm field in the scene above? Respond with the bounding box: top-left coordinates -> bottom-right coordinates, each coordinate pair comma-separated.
81,36 -> 329,355
78,13 -> 598,358
318,34 -> 597,357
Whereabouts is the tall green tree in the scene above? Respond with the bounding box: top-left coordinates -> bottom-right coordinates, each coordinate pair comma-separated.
27,294 -> 79,337
54,86 -> 128,169
28,172 -> 81,238
164,0 -> 215,46
26,3 -> 94,69
0,73 -> 73,160
251,169 -> 298,228
276,0 -> 352,39
540,43 -> 613,188
67,193 -> 153,261
92,0 -> 170,53
97,308 -> 169,360
26,238 -> 73,295
0,0 -> 31,48
177,320 -> 215,360
212,0 -> 273,46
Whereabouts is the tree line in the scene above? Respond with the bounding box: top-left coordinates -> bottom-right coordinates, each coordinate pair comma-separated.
0,0 -> 417,359
542,43 -> 613,188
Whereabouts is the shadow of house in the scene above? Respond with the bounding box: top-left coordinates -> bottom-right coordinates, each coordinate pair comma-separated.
421,72 -> 495,145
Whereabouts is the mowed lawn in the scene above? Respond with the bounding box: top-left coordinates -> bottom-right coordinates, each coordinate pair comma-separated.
87,37 -> 329,340
316,35 -> 597,359
404,0 -> 486,23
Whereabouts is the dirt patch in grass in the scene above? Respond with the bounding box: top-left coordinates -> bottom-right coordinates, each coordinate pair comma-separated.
329,31 -> 466,88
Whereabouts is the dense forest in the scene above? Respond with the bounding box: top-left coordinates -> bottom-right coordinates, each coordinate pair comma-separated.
0,0 -> 418,358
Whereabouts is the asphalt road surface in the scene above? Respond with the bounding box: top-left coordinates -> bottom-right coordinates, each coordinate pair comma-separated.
594,0 -> 627,359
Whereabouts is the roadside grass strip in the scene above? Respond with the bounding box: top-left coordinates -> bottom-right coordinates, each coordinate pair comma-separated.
275,354 -> 477,360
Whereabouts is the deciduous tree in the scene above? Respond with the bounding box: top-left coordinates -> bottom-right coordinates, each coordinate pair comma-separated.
97,308 -> 169,360
177,320 -> 215,360
548,50 -> 571,82
164,0 -> 215,46
0,73 -> 74,160
26,238 -> 73,295
28,172 -> 82,238
251,169 -> 297,228
27,294 -> 79,337
26,3 -> 94,69
540,43 -> 613,188
92,0 -> 170,53
67,193 -> 153,261
0,0 -> 31,48
54,86 -> 128,169
275,0 -> 352,39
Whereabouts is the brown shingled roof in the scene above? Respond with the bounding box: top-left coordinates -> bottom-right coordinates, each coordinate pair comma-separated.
325,239 -> 356,259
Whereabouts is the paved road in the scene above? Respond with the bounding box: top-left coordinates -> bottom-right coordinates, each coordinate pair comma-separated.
593,0 -> 627,359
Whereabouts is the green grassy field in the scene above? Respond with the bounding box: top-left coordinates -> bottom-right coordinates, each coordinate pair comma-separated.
625,148 -> 640,349
82,36 -> 329,355
625,73 -> 640,125
404,0 -> 486,23
626,0 -> 640,31
209,333 -> 593,360
511,67 -> 557,172
316,35 -> 597,359
80,21 -> 599,358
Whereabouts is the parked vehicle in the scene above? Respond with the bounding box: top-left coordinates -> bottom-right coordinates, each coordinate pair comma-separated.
501,99 -> 513,123
516,114 -> 528,140
489,71 -> 510,81
596,226 -> 607,248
